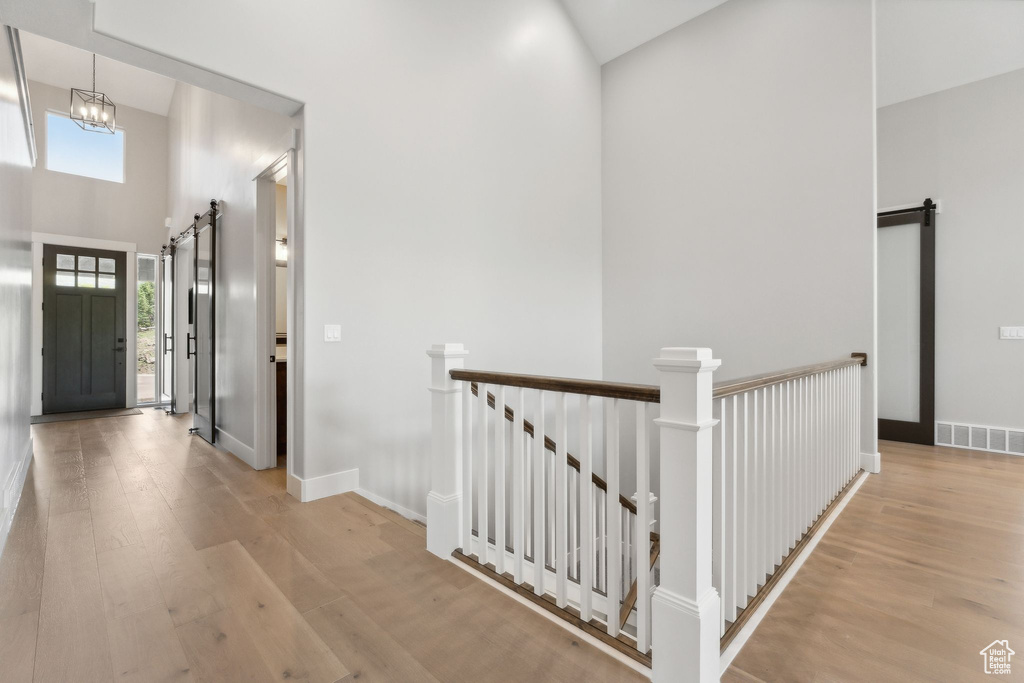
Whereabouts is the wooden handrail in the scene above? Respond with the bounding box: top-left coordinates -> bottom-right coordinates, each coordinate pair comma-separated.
453,353 -> 866,403
454,370 -> 658,403
713,353 -> 867,399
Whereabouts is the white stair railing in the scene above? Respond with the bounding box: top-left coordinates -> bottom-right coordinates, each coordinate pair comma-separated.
712,356 -> 864,643
427,344 -> 867,682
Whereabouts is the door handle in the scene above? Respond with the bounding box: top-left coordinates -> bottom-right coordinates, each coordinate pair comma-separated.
187,334 -> 196,359
164,333 -> 173,354
113,347 -> 125,352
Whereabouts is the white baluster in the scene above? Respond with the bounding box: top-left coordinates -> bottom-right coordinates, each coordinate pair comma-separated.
786,385 -> 794,557
533,390 -> 545,595
829,371 -> 835,501
770,383 -> 779,567
525,429 -> 532,567
725,395 -> 738,623
851,362 -> 860,471
800,377 -> 808,534
598,489 -> 606,593
761,387 -> 770,579
579,395 -> 594,622
548,444 -> 555,575
512,387 -> 525,583
846,366 -> 852,481
477,382 -> 489,564
845,367 -> 850,480
555,393 -> 568,608
462,381 -> 473,554
636,402 -> 651,653
605,398 -> 621,637
425,344 -> 468,559
712,399 -> 724,636
751,389 -> 761,593
494,386 -> 506,575
569,469 -> 578,580
737,393 -> 748,608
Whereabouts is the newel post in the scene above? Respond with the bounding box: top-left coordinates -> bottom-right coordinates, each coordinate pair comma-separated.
652,348 -> 721,683
426,343 -> 469,559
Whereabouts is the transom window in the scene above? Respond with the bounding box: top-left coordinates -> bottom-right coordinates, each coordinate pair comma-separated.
46,112 -> 125,183
56,253 -> 117,289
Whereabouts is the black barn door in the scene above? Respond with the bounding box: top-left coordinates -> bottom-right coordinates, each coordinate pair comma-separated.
43,245 -> 127,413
877,199 -> 936,445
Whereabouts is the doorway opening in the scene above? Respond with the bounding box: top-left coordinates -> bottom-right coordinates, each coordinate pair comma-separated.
274,180 -> 289,469
255,145 -> 298,476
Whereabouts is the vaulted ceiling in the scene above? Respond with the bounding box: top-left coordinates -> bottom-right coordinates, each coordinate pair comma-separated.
875,0 -> 1024,107
558,0 -> 728,64
561,0 -> 1024,107
11,0 -> 1024,117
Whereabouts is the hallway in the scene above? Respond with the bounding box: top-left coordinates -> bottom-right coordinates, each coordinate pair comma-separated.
0,410 -> 644,682
726,441 -> 1024,682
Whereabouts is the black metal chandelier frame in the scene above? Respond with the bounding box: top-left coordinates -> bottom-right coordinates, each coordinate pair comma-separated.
70,54 -> 116,134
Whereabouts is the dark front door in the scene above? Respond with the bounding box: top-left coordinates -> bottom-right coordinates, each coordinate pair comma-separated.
43,244 -> 127,413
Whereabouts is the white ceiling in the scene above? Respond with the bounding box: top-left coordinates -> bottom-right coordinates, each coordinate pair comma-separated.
560,0 -> 1024,108
558,0 -> 729,64
876,0 -> 1024,107
19,30 -> 177,116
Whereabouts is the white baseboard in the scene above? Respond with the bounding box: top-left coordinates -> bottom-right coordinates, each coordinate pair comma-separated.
356,487 -> 427,525
860,451 -> 881,473
287,468 -> 360,503
0,438 -> 34,560
214,428 -> 256,468
720,471 -> 868,672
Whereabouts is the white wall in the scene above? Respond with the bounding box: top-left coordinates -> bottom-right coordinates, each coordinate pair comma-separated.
165,81 -> 295,456
95,0 -> 604,514
878,68 -> 1024,431
601,0 -> 878,461
29,80 -> 167,254
0,27 -> 35,553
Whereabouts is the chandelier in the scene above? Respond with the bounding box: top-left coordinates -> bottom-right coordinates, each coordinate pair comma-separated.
70,54 -> 116,134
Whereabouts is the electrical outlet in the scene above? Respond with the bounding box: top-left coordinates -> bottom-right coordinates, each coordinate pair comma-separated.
324,324 -> 341,342
999,327 -> 1024,340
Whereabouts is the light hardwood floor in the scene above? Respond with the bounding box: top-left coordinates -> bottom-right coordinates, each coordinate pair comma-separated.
725,440 -> 1024,682
1,410 -> 645,682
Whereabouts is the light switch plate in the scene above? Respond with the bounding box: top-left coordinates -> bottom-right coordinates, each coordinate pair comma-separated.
324,324 -> 341,342
999,326 -> 1024,340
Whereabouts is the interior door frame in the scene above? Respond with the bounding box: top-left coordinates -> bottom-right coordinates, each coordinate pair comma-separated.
876,198 -> 936,445
30,232 -> 138,416
253,132 -> 300,479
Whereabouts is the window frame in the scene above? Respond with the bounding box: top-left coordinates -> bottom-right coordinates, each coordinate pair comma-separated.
44,108 -> 127,184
